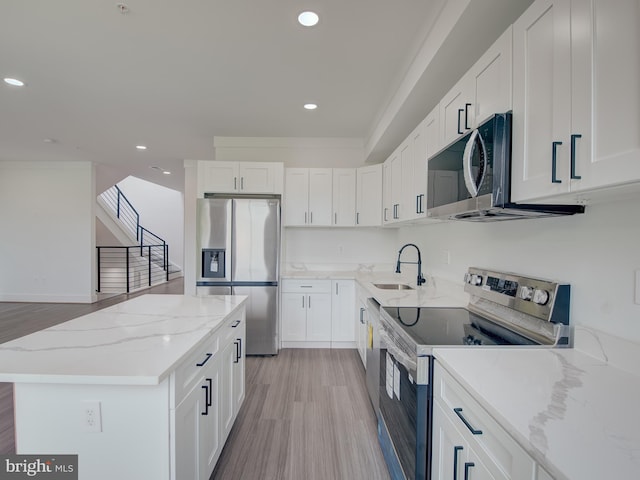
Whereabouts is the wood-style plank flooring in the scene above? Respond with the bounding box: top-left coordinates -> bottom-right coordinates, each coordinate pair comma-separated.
0,280 -> 390,480
211,349 -> 390,480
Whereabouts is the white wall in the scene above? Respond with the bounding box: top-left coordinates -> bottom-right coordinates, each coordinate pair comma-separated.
283,227 -> 396,270
396,197 -> 640,343
0,161 -> 96,303
117,176 -> 184,270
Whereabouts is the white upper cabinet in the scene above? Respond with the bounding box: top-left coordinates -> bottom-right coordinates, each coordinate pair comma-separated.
356,164 -> 383,226
332,168 -> 357,226
284,168 -> 332,226
410,117 -> 429,220
511,0 -> 640,202
197,161 -> 283,196
440,27 -> 513,148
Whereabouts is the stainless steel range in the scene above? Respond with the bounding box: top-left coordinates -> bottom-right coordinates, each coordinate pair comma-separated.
376,267 -> 572,480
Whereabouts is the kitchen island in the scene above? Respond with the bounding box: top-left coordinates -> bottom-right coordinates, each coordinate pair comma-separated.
0,294 -> 247,480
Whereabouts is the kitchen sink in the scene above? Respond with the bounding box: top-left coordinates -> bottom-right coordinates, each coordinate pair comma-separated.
372,283 -> 414,290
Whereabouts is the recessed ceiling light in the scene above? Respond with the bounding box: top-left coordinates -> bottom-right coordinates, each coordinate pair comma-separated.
304,103 -> 318,110
162,170 -> 171,175
136,145 -> 147,150
4,78 -> 25,87
298,11 -> 319,27
43,138 -> 57,144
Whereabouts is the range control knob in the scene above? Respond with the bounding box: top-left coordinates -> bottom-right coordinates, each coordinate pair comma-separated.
519,286 -> 534,301
470,274 -> 483,286
533,289 -> 550,305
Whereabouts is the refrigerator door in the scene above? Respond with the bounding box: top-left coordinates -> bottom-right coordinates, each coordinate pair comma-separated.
233,285 -> 278,355
196,286 -> 233,296
232,198 -> 280,282
196,199 -> 232,283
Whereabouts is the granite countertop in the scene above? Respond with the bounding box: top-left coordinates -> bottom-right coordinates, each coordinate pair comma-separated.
0,294 -> 247,386
433,344 -> 640,480
281,269 -> 469,308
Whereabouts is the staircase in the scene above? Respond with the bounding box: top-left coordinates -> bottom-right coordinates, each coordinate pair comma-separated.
96,185 -> 180,293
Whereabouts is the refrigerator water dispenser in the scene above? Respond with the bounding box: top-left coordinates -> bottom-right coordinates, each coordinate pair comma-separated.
202,249 -> 225,278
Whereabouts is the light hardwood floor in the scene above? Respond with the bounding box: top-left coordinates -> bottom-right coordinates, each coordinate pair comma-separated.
211,349 -> 390,480
0,281 -> 391,480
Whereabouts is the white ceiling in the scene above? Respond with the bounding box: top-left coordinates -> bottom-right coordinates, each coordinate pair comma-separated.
0,0 -> 532,193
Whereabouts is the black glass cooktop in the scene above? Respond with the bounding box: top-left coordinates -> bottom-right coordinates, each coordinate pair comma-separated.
381,307 -> 539,346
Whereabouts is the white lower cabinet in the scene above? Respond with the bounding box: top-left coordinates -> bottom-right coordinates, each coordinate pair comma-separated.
281,279 -> 332,346
173,311 -> 246,480
432,363 -> 537,480
331,280 -> 356,347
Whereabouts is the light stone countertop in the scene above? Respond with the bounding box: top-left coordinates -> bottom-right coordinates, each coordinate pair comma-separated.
434,342 -> 640,480
0,294 -> 247,386
281,269 -> 469,308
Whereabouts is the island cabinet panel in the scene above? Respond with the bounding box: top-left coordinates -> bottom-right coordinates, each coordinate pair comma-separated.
9,299 -> 247,480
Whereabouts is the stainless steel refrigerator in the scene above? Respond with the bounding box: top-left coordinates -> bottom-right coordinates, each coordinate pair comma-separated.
196,195 -> 280,355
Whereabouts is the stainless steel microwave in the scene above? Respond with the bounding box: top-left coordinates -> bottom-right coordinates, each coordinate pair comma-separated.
426,112 -> 584,221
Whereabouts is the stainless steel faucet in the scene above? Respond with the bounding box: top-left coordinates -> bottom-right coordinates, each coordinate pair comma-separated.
396,243 -> 426,286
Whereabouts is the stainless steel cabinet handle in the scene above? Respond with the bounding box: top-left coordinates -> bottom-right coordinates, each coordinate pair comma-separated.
454,407 -> 483,435
359,307 -> 365,324
302,295 -> 305,308
308,295 -> 311,308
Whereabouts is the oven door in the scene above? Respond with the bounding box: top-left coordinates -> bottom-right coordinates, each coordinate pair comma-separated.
378,337 -> 431,480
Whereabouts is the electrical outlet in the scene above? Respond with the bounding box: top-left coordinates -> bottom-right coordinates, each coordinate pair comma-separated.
635,270 -> 640,305
82,401 -> 102,433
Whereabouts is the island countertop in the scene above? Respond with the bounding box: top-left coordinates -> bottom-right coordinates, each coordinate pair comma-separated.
0,294 -> 247,386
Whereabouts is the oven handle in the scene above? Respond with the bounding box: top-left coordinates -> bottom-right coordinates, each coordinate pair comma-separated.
378,328 -> 417,377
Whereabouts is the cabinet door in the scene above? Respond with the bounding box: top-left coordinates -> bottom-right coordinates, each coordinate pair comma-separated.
238,163 -> 275,193
425,106 -> 440,160
232,321 -> 246,415
399,140 -> 414,221
284,168 -> 309,226
198,161 -> 239,194
440,75 -> 474,148
356,164 -> 382,226
281,293 -> 307,341
382,161 -> 393,224
570,0 -> 640,192
308,168 -> 333,226
306,293 -> 332,342
332,168 -> 357,226
410,120 -> 428,219
472,26 -> 513,127
174,382 -> 202,480
331,280 -> 355,343
432,402 -> 467,480
511,0 -> 572,202
220,341 -> 235,438
200,365 -> 221,480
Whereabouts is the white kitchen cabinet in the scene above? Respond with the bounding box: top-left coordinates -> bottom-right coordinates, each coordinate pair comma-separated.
410,117 -> 429,220
382,161 -> 393,224
356,164 -> 383,226
331,279 -> 356,346
511,0 -> 640,202
197,161 -> 283,196
281,279 -> 332,346
220,317 -> 245,440
284,168 -> 332,226
332,168 -> 357,226
432,363 -> 536,480
355,284 -> 369,367
440,27 -> 512,148
382,148 -> 402,224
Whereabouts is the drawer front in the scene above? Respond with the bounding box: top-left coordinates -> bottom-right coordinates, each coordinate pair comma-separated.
281,279 -> 331,293
172,333 -> 220,407
434,363 -> 535,480
221,315 -> 244,344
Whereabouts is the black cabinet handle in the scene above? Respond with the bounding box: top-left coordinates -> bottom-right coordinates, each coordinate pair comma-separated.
241,177 -> 244,190
454,408 -> 483,435
464,462 -> 475,480
196,353 -> 213,367
234,177 -> 237,190
383,207 -> 388,222
571,134 -> 582,179
453,446 -> 463,480
359,307 -> 365,324
356,212 -> 360,225
234,340 -> 240,363
231,319 -> 241,328
552,141 -> 563,183
464,103 -> 472,129
457,109 -> 464,134
238,338 -> 242,360
201,378 -> 212,415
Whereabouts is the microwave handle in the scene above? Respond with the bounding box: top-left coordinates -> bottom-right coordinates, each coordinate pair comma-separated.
462,128 -> 486,198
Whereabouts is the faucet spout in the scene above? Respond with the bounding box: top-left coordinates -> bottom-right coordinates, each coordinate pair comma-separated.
396,243 -> 426,286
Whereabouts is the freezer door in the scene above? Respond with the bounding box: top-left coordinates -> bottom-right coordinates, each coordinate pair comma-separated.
196,199 -> 232,282
233,285 -> 278,355
232,199 -> 280,282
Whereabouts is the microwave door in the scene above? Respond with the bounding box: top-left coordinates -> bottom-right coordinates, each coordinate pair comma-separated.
462,128 -> 488,198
